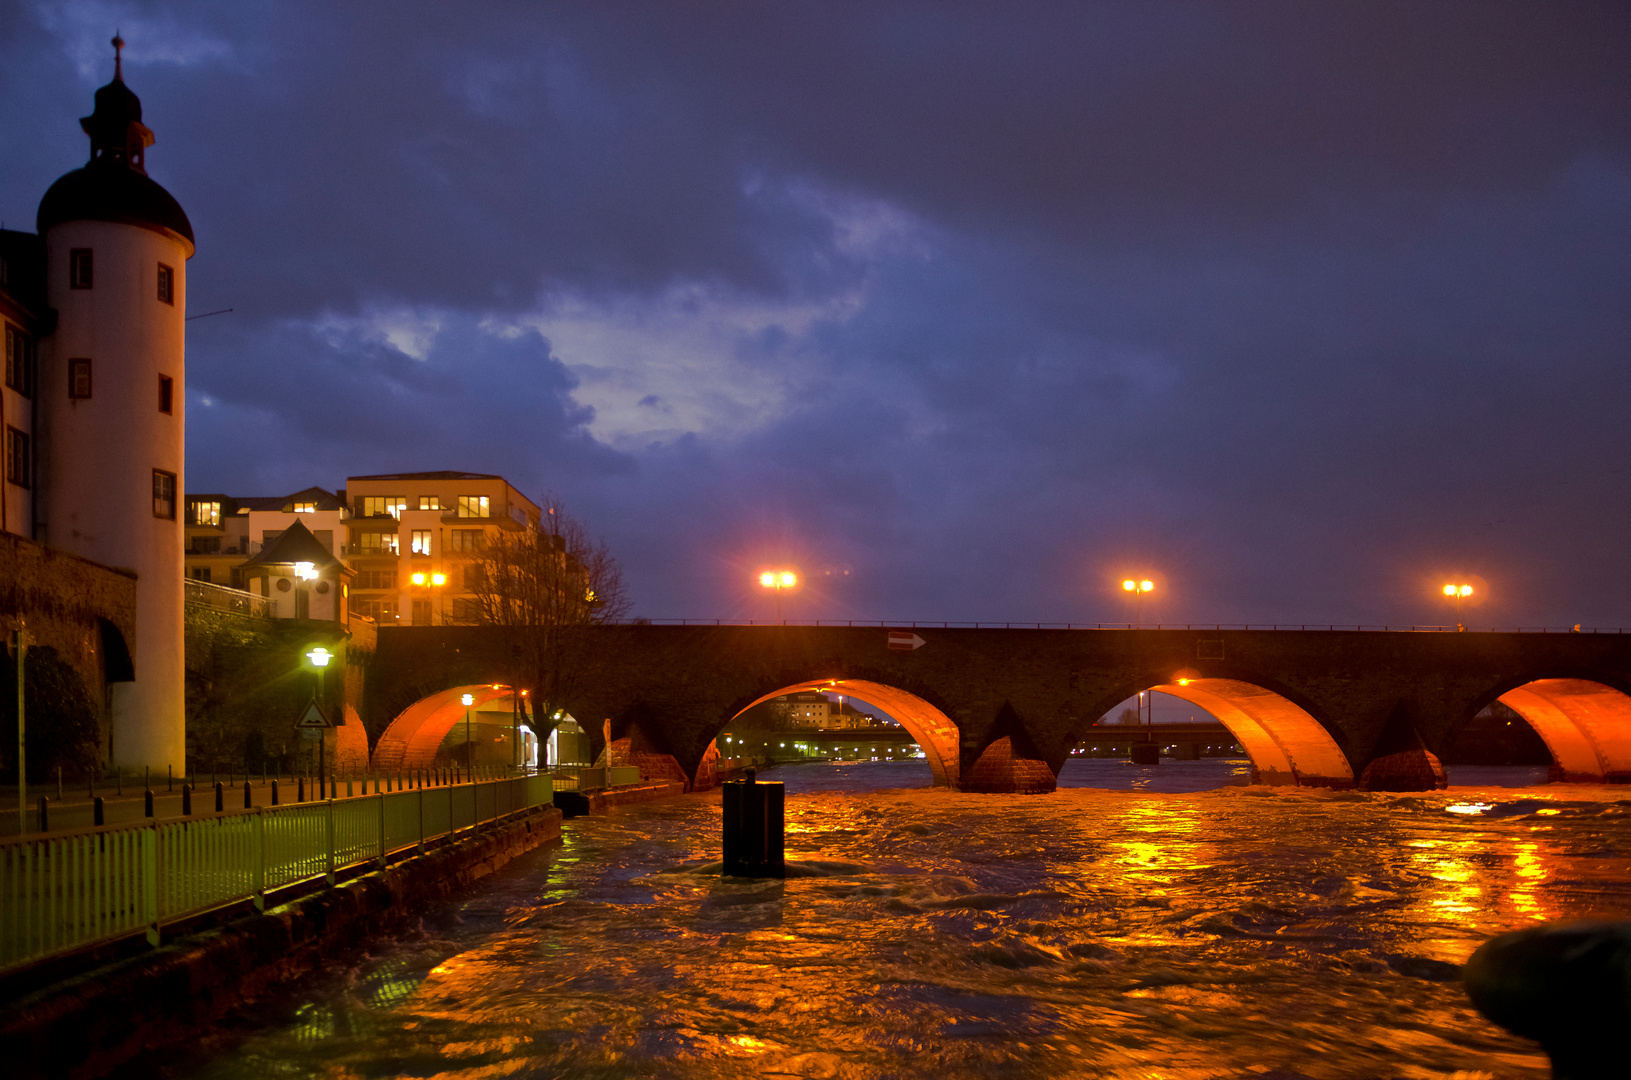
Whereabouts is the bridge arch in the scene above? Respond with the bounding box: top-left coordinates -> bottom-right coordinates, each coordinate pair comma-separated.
1087,676 -> 1355,788
370,683 -> 518,772
727,679 -> 961,788
1493,678 -> 1631,783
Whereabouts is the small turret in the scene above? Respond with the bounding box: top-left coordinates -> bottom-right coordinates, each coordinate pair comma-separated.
80,36 -> 154,172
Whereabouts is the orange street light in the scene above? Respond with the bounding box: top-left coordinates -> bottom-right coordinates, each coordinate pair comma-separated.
757,569 -> 798,624
1121,578 -> 1155,629
1443,583 -> 1474,629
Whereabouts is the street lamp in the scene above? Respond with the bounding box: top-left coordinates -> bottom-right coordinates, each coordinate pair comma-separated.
462,692 -> 475,774
410,570 -> 447,625
305,645 -> 333,786
1442,583 -> 1474,629
1122,578 -> 1155,628
758,570 -> 798,623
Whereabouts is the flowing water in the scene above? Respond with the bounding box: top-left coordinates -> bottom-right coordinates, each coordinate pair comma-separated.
149,760 -> 1631,1080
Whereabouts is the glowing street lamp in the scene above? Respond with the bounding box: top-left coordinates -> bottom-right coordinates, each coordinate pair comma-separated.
305,645 -> 333,784
462,692 -> 475,774
758,570 -> 798,624
1122,578 -> 1155,629
1443,583 -> 1474,629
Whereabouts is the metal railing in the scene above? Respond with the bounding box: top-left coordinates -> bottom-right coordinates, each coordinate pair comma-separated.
544,765 -> 642,792
183,578 -> 275,619
617,619 -> 1631,634
0,774 -> 553,973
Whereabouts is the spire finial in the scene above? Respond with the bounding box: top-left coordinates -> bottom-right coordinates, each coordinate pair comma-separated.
112,33 -> 124,80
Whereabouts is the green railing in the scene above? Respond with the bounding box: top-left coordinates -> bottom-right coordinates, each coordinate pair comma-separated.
0,774 -> 554,973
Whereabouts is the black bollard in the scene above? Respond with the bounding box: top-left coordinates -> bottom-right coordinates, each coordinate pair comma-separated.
244,780 -> 252,809
721,770 -> 785,878
181,784 -> 192,815
215,781 -> 224,813
57,767 -> 63,800
297,776 -> 305,802
271,778 -> 279,805
1464,920 -> 1631,1079
144,788 -> 154,817
93,796 -> 104,826
168,764 -> 173,792
37,796 -> 48,832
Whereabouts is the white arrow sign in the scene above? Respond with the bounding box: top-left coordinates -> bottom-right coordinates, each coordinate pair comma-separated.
887,631 -> 926,651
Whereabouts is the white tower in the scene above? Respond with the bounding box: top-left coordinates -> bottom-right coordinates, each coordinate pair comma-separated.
36,37 -> 194,772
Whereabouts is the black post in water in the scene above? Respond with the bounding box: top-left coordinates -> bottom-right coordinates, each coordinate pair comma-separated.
721,770 -> 785,878
93,796 -> 104,826
181,784 -> 192,816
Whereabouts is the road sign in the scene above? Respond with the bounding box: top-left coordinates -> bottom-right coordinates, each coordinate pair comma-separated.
887,631 -> 926,651
295,700 -> 332,730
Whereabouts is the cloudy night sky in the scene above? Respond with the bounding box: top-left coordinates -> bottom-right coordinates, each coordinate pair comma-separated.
4,3 -> 1629,628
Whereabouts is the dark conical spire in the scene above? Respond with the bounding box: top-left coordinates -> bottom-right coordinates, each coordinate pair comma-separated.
80,34 -> 153,174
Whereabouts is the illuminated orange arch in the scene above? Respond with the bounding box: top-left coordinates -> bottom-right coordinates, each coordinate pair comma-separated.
1153,678 -> 1354,787
370,684 -> 517,773
1498,679 -> 1631,783
730,679 -> 960,788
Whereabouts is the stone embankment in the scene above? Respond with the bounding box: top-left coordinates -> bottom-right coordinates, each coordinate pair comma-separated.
2,805 -> 562,1080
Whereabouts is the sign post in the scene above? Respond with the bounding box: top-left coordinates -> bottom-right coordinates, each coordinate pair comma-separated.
295,699 -> 333,791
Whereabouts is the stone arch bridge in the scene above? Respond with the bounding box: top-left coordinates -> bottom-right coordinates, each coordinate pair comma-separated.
363,624 -> 1631,793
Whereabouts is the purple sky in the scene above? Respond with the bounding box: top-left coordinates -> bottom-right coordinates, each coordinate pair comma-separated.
5,3 -> 1630,627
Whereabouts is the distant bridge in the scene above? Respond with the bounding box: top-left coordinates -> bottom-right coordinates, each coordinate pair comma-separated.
363,624 -> 1631,794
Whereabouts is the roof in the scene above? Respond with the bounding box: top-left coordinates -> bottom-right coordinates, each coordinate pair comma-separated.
239,520 -> 348,574
347,471 -> 504,482
38,164 -> 194,252
228,487 -> 345,513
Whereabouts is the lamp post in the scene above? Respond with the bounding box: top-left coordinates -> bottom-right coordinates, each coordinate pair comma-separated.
758,570 -> 798,624
1442,583 -> 1474,630
462,692 -> 474,774
305,645 -> 332,786
1122,578 -> 1155,628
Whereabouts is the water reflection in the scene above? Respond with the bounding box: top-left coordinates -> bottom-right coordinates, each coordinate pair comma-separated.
159,763 -> 1629,1080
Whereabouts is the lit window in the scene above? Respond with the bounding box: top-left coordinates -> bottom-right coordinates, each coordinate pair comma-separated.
418,495 -> 441,510
152,469 -> 176,520
191,500 -> 220,526
69,248 -> 92,289
410,529 -> 432,555
450,528 -> 483,553
156,263 -> 174,305
5,428 -> 30,488
362,495 -> 406,519
158,375 -> 173,414
456,495 -> 489,518
292,501 -> 316,513
69,358 -> 92,399
357,531 -> 399,555
4,325 -> 34,398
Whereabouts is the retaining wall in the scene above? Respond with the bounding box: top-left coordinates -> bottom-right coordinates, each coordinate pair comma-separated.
3,804 -> 562,1079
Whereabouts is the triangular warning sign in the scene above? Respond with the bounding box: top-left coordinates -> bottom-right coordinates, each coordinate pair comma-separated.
295,699 -> 333,729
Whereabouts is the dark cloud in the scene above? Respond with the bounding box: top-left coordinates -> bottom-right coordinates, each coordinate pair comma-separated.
4,2 -> 1630,627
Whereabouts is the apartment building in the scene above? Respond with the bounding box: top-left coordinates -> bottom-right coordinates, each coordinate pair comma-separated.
345,472 -> 541,626
184,486 -> 348,588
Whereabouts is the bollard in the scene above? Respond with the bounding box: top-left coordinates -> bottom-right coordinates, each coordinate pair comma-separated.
721,770 -> 785,878
181,784 -> 192,815
1464,920 -> 1631,1080
144,788 -> 154,817
93,796 -> 104,826
297,776 -> 305,802
37,796 -> 48,833
167,764 -> 173,792
271,778 -> 279,805
347,776 -> 354,798
57,767 -> 63,800
215,781 -> 224,813
243,780 -> 252,808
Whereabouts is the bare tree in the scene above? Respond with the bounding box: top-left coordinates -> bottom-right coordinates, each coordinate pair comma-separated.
469,500 -> 630,743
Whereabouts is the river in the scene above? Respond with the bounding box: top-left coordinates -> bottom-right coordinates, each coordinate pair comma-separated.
146,759 -> 1631,1080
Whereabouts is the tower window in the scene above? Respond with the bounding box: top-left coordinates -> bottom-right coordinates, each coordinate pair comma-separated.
158,375 -> 173,414
152,469 -> 176,520
5,428 -> 30,488
69,249 -> 93,289
69,359 -> 92,399
4,325 -> 34,398
157,263 -> 174,305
